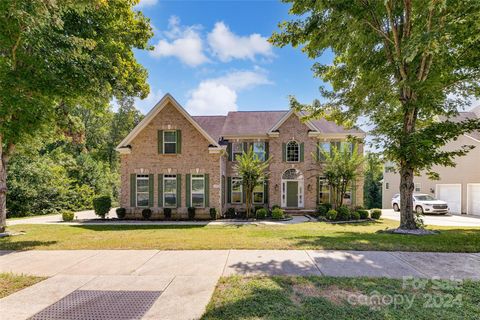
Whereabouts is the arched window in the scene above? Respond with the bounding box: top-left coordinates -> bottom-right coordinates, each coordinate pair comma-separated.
286,141 -> 299,162
282,169 -> 303,180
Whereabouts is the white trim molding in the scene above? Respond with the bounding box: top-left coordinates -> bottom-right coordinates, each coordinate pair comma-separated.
115,93 -> 219,151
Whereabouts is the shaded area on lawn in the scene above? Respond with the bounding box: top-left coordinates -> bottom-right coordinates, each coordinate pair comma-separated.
1,221 -> 479,252
0,273 -> 46,299
202,276 -> 480,320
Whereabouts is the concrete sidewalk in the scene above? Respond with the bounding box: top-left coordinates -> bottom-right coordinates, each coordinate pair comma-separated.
0,250 -> 479,319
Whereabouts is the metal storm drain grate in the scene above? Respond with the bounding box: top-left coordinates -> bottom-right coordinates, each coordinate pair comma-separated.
29,290 -> 162,320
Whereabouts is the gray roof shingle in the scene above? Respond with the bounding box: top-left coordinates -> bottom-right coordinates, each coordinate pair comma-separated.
192,110 -> 364,141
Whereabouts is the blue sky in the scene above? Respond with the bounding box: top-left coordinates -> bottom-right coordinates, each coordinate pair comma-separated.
133,0 -> 333,115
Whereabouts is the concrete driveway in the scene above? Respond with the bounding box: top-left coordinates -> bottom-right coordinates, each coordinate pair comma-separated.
382,209 -> 480,227
0,249 -> 479,319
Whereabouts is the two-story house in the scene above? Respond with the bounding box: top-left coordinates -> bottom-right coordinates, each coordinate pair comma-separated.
382,106 -> 480,215
116,94 -> 366,219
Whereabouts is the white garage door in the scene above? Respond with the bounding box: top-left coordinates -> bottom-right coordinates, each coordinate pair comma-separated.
436,184 -> 462,214
467,184 -> 480,215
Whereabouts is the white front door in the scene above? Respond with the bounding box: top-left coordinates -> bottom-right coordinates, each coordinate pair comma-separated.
436,184 -> 462,213
467,184 -> 480,215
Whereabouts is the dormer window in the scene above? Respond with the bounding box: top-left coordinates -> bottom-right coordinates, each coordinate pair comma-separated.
286,141 -> 299,162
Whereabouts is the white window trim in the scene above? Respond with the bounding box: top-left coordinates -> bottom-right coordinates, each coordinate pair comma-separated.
231,177 -> 243,204
232,142 -> 244,161
318,142 -> 331,160
163,130 -> 177,154
191,174 -> 205,208
253,142 -> 266,162
163,174 -> 177,208
136,174 -> 150,208
286,140 -> 300,163
318,177 -> 331,203
253,181 -> 264,204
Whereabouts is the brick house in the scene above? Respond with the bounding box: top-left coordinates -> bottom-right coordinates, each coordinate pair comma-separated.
116,94 -> 366,219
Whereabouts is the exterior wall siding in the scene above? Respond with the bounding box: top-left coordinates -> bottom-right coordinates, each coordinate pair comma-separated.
382,135 -> 480,214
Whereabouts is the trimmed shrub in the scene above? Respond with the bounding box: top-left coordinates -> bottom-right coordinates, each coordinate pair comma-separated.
254,206 -> 264,213
271,208 -> 285,220
371,209 -> 382,219
316,204 -> 329,217
357,209 -> 369,219
225,207 -> 236,219
62,210 -> 74,222
336,206 -> 351,221
256,208 -> 268,219
350,211 -> 360,220
326,209 -> 337,221
209,208 -> 217,220
92,196 -> 111,218
271,204 -> 281,210
116,208 -> 126,219
188,207 -> 196,220
142,208 -> 152,220
164,208 -> 172,220
323,203 -> 333,211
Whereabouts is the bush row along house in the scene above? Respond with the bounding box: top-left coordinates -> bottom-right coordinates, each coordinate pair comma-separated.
116,94 -> 366,219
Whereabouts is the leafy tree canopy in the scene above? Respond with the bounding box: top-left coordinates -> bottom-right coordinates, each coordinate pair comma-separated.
271,0 -> 480,229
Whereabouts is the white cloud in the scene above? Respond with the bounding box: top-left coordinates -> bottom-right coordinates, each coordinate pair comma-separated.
186,69 -> 271,115
136,0 -> 158,8
135,88 -> 164,114
150,16 -> 209,67
207,22 -> 273,62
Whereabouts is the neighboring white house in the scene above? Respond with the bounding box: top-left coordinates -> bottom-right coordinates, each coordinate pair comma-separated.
382,106 -> 480,215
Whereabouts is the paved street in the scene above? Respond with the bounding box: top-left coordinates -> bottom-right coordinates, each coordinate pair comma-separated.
0,249 -> 479,319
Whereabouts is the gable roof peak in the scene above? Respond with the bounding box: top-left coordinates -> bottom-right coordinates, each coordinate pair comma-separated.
115,93 -> 219,151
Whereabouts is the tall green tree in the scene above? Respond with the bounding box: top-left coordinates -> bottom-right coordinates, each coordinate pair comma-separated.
0,0 -> 153,231
234,147 -> 270,218
363,153 -> 383,209
271,0 -> 480,229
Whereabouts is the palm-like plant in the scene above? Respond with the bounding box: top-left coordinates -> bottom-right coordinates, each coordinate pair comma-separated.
233,147 -> 270,218
319,144 -> 364,209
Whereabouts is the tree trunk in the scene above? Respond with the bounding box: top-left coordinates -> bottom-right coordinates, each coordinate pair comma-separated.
399,165 -> 417,229
0,139 -> 8,233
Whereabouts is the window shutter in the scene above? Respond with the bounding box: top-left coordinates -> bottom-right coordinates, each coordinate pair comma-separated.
130,174 -> 136,207
316,176 -> 319,205
176,174 -> 181,208
158,130 -> 163,154
148,174 -> 154,207
265,142 -> 269,160
227,177 -> 232,203
204,174 -> 209,207
300,143 -> 304,162
221,176 -> 225,205
227,143 -> 232,161
186,174 -> 191,207
176,130 -> 182,154
158,174 -> 163,207
282,143 -> 286,162
264,179 -> 269,204
316,142 -> 320,161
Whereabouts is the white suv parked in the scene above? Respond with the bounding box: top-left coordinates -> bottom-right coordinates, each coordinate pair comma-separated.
391,193 -> 449,215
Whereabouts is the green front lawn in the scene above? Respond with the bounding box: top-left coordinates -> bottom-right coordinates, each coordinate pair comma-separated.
0,273 -> 46,298
202,276 -> 480,320
2,220 -> 480,252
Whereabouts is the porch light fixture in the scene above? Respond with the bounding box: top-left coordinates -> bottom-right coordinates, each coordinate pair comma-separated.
307,184 -> 312,191
275,184 -> 279,191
